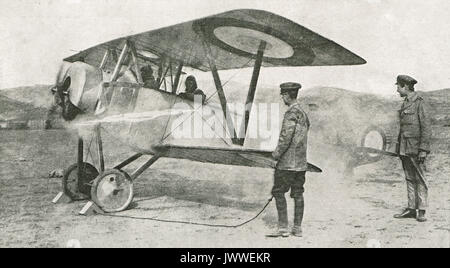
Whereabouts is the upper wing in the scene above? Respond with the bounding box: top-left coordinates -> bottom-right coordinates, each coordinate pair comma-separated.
152,144 -> 322,172
64,9 -> 366,72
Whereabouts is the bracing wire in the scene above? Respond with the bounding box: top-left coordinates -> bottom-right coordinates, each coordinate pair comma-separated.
159,45 -> 196,142
158,57 -> 253,144
84,132 -> 95,163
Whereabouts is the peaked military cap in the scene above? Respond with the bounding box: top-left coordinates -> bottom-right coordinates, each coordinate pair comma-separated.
280,82 -> 302,94
396,75 -> 418,86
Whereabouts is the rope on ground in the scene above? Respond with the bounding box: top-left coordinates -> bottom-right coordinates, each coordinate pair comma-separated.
98,196 -> 273,228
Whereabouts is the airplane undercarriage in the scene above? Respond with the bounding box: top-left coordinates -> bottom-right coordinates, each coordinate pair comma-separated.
55,124 -> 161,214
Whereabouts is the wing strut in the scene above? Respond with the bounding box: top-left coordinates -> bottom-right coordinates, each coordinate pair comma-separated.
110,40 -> 145,85
128,40 -> 143,84
172,62 -> 184,93
156,55 -> 165,86
240,41 -> 267,143
95,40 -> 144,114
201,38 -> 240,145
99,49 -> 109,70
94,43 -> 129,114
169,60 -> 174,91
110,42 -> 129,82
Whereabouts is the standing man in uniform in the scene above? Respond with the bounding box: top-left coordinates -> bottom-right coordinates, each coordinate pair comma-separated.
393,75 -> 431,222
268,82 -> 310,237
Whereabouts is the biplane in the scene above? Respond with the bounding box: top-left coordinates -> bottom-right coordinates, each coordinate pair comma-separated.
52,9 -> 367,213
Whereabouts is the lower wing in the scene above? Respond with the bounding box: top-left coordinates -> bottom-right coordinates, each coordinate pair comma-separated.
152,144 -> 322,173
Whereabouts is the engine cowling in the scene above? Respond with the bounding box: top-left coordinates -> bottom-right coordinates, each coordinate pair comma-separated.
54,61 -> 103,120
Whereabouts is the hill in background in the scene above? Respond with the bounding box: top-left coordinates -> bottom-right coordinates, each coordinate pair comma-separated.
0,84 -> 53,108
0,83 -> 449,147
0,94 -> 48,121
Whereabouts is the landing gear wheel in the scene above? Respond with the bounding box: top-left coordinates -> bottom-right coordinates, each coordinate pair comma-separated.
62,162 -> 99,201
91,169 -> 134,213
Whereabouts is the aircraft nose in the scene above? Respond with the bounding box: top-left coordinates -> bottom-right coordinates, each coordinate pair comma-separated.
54,62 -> 103,121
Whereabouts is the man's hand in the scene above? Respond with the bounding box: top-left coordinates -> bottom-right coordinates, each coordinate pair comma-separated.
418,151 -> 427,163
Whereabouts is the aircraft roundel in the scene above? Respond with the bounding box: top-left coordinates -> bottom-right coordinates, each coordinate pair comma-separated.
213,26 -> 295,59
193,17 -> 316,65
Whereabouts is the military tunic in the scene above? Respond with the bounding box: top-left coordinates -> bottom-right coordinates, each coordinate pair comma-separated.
273,101 -> 310,171
398,92 -> 431,210
272,101 -> 310,199
398,92 -> 431,156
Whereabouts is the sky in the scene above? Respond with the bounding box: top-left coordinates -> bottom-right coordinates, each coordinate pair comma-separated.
0,0 -> 449,95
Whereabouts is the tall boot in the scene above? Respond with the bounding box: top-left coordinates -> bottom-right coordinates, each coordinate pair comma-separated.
292,196 -> 304,237
267,196 -> 289,237
276,196 -> 288,229
416,210 -> 427,222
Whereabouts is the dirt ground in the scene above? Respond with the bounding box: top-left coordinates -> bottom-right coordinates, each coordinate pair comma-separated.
0,130 -> 448,248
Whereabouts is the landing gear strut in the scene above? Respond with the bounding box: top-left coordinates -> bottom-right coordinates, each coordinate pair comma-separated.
54,124 -> 161,214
